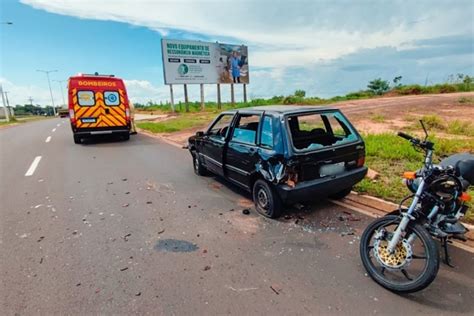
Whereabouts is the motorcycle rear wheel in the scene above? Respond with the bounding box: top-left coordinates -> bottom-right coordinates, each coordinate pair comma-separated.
360,215 -> 439,293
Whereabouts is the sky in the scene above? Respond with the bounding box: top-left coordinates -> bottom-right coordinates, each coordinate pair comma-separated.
0,0 -> 473,107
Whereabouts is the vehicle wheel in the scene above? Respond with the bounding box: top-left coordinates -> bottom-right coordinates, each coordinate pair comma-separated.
73,134 -> 81,144
192,151 -> 207,176
360,215 -> 439,293
329,187 -> 352,200
122,133 -> 130,141
252,179 -> 282,219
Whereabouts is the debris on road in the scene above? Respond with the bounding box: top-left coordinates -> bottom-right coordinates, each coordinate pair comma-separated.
135,292 -> 141,296
146,201 -> 152,204
122,203 -> 129,207
120,267 -> 129,271
123,233 -> 131,241
122,178 -> 127,181
157,229 -> 165,234
270,285 -> 281,295
37,236 -> 45,242
154,239 -> 198,252
203,265 -> 211,271
242,209 -> 250,215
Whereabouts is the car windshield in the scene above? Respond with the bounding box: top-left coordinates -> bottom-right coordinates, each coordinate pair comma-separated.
287,111 -> 358,151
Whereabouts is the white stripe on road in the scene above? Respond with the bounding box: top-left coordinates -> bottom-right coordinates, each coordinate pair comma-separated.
25,156 -> 42,177
45,136 -> 51,143
52,128 -> 56,132
56,123 -> 60,127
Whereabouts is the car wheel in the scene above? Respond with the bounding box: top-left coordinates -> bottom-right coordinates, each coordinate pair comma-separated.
73,134 -> 81,144
252,179 -> 282,218
192,151 -> 207,176
329,187 -> 352,200
122,133 -> 130,141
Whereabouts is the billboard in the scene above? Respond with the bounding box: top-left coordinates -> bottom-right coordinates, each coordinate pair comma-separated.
161,39 -> 249,85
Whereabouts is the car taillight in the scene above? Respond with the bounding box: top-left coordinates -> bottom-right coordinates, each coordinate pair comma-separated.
357,155 -> 365,167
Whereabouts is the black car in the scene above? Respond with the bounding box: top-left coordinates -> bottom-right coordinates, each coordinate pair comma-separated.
188,105 -> 368,218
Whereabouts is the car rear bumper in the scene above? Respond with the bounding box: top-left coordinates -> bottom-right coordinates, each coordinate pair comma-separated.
276,166 -> 368,202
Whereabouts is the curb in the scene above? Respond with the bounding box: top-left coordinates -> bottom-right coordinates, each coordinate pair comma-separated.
341,191 -> 474,242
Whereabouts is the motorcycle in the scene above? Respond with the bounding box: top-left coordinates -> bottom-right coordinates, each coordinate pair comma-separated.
359,121 -> 474,293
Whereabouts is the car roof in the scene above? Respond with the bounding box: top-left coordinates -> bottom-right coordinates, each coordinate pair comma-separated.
223,105 -> 339,115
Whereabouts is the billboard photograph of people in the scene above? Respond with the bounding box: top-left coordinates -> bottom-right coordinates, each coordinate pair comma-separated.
217,44 -> 249,84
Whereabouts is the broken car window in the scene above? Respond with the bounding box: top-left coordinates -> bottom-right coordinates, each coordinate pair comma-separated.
208,114 -> 234,140
288,111 -> 357,151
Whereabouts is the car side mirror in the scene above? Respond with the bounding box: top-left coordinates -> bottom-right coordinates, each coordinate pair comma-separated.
196,131 -> 205,137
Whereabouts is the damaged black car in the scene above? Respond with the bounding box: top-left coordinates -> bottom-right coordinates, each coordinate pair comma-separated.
188,105 -> 368,218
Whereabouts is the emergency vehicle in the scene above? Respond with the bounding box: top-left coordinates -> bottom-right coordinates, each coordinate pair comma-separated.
68,73 -> 133,143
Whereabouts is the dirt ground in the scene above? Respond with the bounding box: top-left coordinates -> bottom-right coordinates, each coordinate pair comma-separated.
139,92 -> 474,146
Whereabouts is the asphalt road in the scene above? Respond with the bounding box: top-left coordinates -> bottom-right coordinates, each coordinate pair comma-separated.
1,119 -> 473,315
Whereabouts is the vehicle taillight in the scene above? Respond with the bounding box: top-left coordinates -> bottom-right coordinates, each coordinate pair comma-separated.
69,109 -> 75,123
357,155 -> 365,167
125,108 -> 130,122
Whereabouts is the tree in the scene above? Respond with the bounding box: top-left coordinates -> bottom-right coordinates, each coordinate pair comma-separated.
294,90 -> 306,98
367,78 -> 390,95
392,76 -> 402,88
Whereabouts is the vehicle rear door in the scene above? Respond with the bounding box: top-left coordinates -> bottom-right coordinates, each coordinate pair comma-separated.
101,89 -> 127,128
200,113 -> 235,176
225,112 -> 262,189
74,89 -> 100,128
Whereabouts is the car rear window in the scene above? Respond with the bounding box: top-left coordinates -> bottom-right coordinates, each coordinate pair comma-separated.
287,111 -> 358,151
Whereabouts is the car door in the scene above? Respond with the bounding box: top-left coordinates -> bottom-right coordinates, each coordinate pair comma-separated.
199,113 -> 235,176
225,112 -> 262,189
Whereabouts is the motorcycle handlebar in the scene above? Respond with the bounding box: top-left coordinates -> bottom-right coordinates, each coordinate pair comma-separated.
397,132 -> 415,141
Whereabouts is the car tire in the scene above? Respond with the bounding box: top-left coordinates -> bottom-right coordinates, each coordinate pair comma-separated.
329,187 -> 352,200
192,151 -> 207,176
253,179 -> 282,219
73,134 -> 81,144
122,133 -> 130,141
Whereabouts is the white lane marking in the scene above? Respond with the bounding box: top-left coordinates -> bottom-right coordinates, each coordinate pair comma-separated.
45,136 -> 51,143
56,123 -> 60,127
25,156 -> 42,177
52,128 -> 56,132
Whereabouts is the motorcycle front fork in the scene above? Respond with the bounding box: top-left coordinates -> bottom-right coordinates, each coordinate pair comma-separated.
387,179 -> 426,253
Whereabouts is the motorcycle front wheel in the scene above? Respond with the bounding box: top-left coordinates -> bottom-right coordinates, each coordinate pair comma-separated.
360,215 -> 440,293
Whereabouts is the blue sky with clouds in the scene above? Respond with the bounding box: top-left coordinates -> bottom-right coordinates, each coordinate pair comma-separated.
1,0 -> 473,106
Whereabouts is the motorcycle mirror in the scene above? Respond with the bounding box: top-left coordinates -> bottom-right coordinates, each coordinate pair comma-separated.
420,120 -> 429,141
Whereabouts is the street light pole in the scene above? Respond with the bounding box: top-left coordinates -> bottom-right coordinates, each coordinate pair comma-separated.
53,80 -> 67,108
0,83 -> 10,122
37,69 -> 58,115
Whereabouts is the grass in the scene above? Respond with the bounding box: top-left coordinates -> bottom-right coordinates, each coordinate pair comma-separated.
136,112 -> 215,133
370,114 -> 386,123
354,133 -> 474,222
0,116 -> 49,126
458,96 -> 474,104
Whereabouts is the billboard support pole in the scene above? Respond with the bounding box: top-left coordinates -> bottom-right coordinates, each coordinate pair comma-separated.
0,83 -> 10,122
200,84 -> 205,110
217,84 -> 221,110
169,84 -> 175,112
184,84 -> 189,112
230,84 -> 235,106
243,84 -> 247,103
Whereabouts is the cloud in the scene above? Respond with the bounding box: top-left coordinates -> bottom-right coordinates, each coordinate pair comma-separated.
0,77 -> 56,106
21,0 -> 474,68
13,1 -> 474,103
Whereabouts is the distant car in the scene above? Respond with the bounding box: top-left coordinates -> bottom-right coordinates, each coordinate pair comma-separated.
58,108 -> 69,118
188,105 -> 367,218
68,73 -> 133,144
